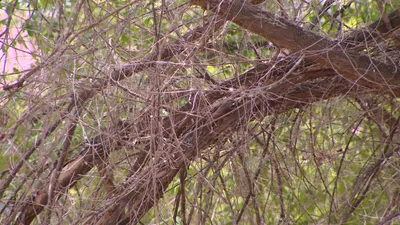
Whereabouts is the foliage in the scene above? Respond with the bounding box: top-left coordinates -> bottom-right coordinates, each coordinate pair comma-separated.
1,0 -> 400,224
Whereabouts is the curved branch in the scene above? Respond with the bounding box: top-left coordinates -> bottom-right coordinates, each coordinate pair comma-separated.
99,70 -> 355,224
190,0 -> 400,95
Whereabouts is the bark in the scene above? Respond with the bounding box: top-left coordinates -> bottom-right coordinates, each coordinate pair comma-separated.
11,1 -> 400,224
12,18 -> 226,225
0,16 -> 226,209
100,69 -> 354,224
190,0 -> 400,95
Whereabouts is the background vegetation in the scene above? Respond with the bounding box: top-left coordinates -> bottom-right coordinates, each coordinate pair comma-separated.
1,0 -> 400,224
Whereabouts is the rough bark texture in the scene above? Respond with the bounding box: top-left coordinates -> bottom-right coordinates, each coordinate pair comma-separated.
10,1 -> 400,225
191,0 -> 400,94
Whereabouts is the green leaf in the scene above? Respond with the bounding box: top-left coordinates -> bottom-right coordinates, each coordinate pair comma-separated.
120,33 -> 129,45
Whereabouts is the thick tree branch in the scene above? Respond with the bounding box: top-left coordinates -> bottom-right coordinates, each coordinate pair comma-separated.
13,3 -> 400,224
190,0 -> 400,95
343,9 -> 400,50
99,71 -> 357,224
11,18 -> 228,225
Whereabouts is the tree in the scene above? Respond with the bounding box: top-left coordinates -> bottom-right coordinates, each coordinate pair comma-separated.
1,0 -> 400,224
